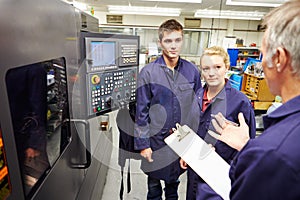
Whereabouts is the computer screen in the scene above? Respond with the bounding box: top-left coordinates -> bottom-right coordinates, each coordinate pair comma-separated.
90,41 -> 116,67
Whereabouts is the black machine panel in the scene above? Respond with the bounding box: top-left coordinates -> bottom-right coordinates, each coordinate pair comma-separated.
118,41 -> 139,67
80,32 -> 139,117
5,58 -> 71,198
88,68 -> 137,115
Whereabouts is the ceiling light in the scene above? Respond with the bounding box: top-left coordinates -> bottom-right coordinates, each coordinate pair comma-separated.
226,0 -> 285,7
108,5 -> 181,17
194,10 -> 266,20
141,0 -> 202,3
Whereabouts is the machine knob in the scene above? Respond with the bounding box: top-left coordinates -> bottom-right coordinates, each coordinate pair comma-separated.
116,93 -> 121,100
105,96 -> 112,108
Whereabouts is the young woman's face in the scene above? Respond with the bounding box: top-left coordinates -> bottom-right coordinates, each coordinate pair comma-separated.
159,30 -> 183,60
200,54 -> 228,88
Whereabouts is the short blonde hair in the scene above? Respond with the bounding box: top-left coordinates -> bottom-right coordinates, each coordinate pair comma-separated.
200,46 -> 230,68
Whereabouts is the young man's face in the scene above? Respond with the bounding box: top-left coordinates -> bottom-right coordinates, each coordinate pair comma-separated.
159,30 -> 183,60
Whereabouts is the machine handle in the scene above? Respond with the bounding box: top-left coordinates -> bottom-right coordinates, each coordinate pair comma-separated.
69,119 -> 91,169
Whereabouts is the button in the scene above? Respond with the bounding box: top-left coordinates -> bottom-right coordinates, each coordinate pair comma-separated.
91,75 -> 100,85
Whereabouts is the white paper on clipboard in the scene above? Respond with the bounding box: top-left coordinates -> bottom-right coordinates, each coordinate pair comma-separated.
164,124 -> 231,200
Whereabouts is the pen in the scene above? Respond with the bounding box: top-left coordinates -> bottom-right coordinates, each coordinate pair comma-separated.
211,114 -> 239,127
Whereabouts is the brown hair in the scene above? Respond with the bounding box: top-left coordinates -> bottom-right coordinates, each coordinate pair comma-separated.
158,19 -> 183,41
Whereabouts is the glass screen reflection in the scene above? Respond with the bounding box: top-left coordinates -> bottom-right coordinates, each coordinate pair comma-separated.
5,57 -> 70,197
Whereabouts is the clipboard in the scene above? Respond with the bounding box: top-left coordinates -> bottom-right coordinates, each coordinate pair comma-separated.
165,124 -> 231,200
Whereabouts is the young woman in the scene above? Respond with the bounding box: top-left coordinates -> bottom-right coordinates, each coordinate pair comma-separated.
180,46 -> 256,200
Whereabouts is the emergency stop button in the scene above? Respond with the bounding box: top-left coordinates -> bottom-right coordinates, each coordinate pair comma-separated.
91,75 -> 100,84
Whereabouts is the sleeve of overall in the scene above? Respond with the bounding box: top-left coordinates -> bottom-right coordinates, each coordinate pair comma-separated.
230,147 -> 299,200
231,100 -> 256,161
134,69 -> 152,150
218,95 -> 256,162
244,101 -> 256,139
196,182 -> 223,200
193,66 -> 202,92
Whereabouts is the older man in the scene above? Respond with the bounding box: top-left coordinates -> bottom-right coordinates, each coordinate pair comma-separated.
206,0 -> 300,199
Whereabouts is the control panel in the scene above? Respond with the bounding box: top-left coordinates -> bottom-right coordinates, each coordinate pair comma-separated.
119,42 -> 138,66
88,67 -> 137,116
81,32 -> 139,117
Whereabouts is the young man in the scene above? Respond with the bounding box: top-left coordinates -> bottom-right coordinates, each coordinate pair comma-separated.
209,1 -> 300,199
180,46 -> 256,200
134,19 -> 202,199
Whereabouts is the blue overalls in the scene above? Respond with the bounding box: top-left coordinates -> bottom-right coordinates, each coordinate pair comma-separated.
227,95 -> 300,199
189,81 -> 256,200
134,55 -> 201,199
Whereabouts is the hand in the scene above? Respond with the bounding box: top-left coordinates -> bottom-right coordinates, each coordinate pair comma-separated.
208,144 -> 215,151
25,148 -> 40,160
140,148 -> 153,162
211,112 -> 250,151
180,158 -> 188,169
